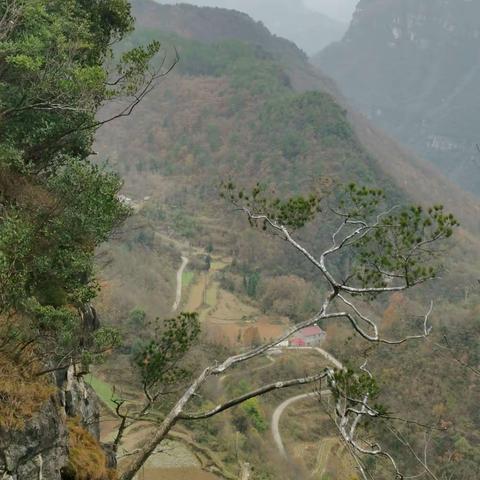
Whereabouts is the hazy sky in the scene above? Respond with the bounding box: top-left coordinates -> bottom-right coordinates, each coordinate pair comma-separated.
156,1 -> 359,23
304,0 -> 358,22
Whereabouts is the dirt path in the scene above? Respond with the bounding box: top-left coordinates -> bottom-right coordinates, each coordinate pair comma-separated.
271,392 -> 329,457
172,255 -> 189,312
271,346 -> 344,457
286,346 -> 344,370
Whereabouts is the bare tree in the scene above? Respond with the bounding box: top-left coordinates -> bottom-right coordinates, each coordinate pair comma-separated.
116,184 -> 458,480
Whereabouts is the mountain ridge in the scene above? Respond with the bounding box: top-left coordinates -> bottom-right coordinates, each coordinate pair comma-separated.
314,0 -> 480,196
152,0 -> 347,55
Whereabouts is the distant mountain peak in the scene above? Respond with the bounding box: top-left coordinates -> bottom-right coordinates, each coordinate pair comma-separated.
150,0 -> 347,54
315,0 -> 480,196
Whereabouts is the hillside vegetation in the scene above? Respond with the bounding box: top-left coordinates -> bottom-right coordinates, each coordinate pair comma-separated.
0,1 -> 158,477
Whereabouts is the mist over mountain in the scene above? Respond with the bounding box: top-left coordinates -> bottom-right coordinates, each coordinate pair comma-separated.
304,0 -> 359,22
315,0 -> 480,196
154,0 -> 348,54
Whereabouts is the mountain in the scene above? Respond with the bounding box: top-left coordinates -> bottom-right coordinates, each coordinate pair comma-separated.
97,0 -> 480,322
93,2 -> 480,478
314,0 -> 480,196
107,0 -> 480,231
154,0 -> 347,55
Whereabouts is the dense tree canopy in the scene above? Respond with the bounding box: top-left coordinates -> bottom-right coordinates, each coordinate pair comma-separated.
0,0 -> 160,363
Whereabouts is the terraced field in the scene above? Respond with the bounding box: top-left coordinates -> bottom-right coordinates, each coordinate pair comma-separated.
182,256 -> 289,347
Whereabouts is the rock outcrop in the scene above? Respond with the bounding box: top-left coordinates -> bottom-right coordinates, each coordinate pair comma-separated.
0,305 -> 110,480
0,395 -> 68,480
315,0 -> 480,196
0,368 -> 105,480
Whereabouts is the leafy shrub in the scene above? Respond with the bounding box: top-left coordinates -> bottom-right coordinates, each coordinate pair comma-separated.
242,398 -> 267,432
128,308 -> 147,328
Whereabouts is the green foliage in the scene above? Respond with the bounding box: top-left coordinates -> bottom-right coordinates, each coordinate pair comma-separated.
337,185 -> 460,289
241,398 -> 268,432
221,182 -> 322,230
129,308 -> 147,328
328,368 -> 380,404
260,91 -> 354,159
338,183 -> 386,219
171,210 -> 199,238
0,0 -> 160,366
243,271 -> 260,298
132,227 -> 155,248
133,313 -> 201,395
124,30 -> 289,98
280,131 -> 308,160
25,301 -> 80,353
82,326 -> 122,367
0,161 -> 129,313
0,0 -> 148,166
172,37 -> 290,96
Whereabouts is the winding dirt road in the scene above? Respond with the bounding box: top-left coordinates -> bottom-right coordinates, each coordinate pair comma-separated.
286,346 -> 344,370
172,256 -> 189,312
271,346 -> 344,457
272,392 -> 322,457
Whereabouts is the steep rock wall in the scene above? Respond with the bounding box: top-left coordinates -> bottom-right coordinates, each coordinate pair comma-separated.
0,368 -> 104,480
316,0 -> 480,196
0,306 -> 110,480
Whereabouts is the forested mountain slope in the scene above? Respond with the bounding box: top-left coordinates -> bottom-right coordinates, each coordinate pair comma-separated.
315,0 -> 480,196
95,0 -> 480,324
2,2 -> 479,480
99,0 -> 480,234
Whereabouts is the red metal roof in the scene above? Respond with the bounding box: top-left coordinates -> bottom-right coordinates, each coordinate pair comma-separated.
299,326 -> 324,337
290,338 -> 306,347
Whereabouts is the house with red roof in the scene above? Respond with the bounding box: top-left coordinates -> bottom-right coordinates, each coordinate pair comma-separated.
289,325 -> 326,347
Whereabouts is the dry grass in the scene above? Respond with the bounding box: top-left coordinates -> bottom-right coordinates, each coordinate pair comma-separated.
66,418 -> 117,480
0,167 -> 56,211
0,351 -> 54,430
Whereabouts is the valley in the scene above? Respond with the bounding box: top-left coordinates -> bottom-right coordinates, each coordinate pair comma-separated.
90,2 -> 480,479
1,1 -> 479,479
93,220 -> 353,479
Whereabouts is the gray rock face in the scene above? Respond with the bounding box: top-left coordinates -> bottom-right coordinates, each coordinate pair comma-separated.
0,369 -> 104,480
58,365 -> 101,440
0,305 -> 107,479
0,393 -> 68,480
315,0 -> 480,196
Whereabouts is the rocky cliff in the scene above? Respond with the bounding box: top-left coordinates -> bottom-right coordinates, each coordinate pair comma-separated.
0,307 -> 114,480
0,369 -> 106,479
315,0 -> 480,196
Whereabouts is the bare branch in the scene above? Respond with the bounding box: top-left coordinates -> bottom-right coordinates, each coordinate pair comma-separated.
335,296 -> 433,345
178,371 -> 329,420
118,190 -> 453,478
